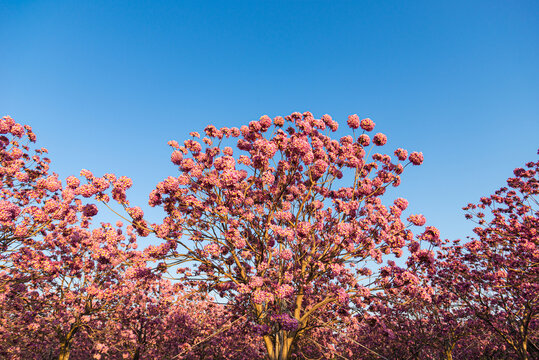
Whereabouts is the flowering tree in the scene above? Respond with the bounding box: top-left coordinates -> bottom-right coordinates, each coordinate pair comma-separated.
1,218 -> 158,360
127,111 -> 431,359
7,113 -> 538,359
0,115 -> 83,260
90,275 -> 264,360
0,115 -> 159,360
438,151 -> 539,360
362,281 -> 476,359
0,115 -> 108,359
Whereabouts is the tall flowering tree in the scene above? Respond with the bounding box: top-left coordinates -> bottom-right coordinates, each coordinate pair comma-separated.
438,151 -> 539,360
0,115 -> 107,359
131,111 -> 431,359
0,115 -> 156,360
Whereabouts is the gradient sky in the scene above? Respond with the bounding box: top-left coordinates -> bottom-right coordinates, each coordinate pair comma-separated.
1,0 -> 538,243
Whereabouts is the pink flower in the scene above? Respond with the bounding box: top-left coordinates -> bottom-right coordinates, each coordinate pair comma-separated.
180,158 -> 195,172
420,226 -> 440,244
394,148 -> 408,161
328,120 -> 339,132
204,125 -> 223,138
80,169 -> 93,179
347,114 -> 360,129
249,121 -> 262,132
203,243 -> 221,257
311,159 -> 328,178
171,150 -> 184,165
0,201 -> 20,221
273,116 -> 285,127
279,248 -> 293,260
127,206 -> 144,221
214,156 -> 236,171
321,114 -> 332,124
92,177 -> 110,192
237,139 -> 252,151
358,134 -> 370,146
115,176 -> 133,190
15,171 -> 29,182
253,289 -> 274,304
409,152 -> 424,165
163,176 -> 180,192
360,118 -> 375,131
10,123 -> 25,137
276,284 -> 294,299
249,276 -> 264,288
66,176 -> 80,188
259,115 -> 272,128
82,204 -> 98,217
262,171 -> 275,185
149,189 -> 162,206
184,139 -> 202,153
394,198 -> 408,210
40,175 -> 62,192
0,116 -> 13,133
76,184 -> 97,198
408,214 -> 426,226
273,313 -> 299,331
373,133 -> 387,146
167,140 -> 180,148
220,127 -> 230,137
202,137 -> 212,145
291,137 -> 311,155
408,241 -> 420,253
340,135 -> 353,145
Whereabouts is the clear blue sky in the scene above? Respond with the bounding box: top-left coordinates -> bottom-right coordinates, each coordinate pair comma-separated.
1,0 -> 538,242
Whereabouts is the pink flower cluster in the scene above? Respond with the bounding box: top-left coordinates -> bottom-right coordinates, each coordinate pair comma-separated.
252,289 -> 274,304
275,284 -> 294,299
409,151 -> 424,165
0,200 -> 21,222
272,313 -> 299,331
407,214 -> 426,226
360,118 -> 376,131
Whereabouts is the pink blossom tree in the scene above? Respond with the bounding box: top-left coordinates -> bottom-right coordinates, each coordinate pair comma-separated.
437,151 -> 539,360
0,115 -> 82,260
89,275 -> 264,360
0,114 -> 105,359
0,115 -> 158,360
1,219 -> 157,360
121,111 -> 432,359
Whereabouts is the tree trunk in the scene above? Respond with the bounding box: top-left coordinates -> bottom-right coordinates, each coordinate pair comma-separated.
264,331 -> 294,360
57,326 -> 78,360
444,341 -> 455,360
58,342 -> 71,360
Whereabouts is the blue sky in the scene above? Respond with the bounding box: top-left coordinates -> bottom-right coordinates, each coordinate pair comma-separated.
1,0 -> 538,242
